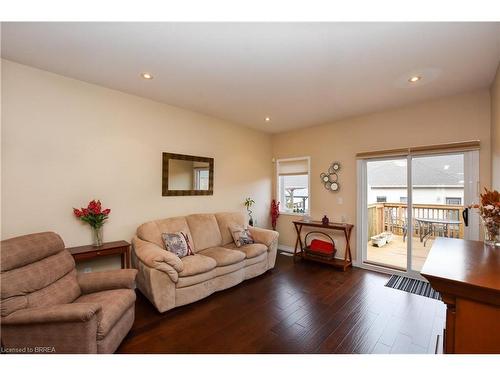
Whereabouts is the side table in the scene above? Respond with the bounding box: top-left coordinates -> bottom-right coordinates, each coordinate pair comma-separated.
67,240 -> 131,269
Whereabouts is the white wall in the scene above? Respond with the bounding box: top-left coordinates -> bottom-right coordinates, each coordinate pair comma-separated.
1,60 -> 273,271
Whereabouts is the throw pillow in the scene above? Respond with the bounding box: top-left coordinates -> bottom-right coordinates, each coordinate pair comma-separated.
161,232 -> 194,258
229,225 -> 255,247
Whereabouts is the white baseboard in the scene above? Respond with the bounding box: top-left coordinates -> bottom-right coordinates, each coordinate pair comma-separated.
278,244 -> 295,253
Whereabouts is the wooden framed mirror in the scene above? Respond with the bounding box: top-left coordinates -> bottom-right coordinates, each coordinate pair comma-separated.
162,153 -> 214,196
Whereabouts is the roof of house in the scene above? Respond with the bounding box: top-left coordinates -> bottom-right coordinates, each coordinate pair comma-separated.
367,154 -> 464,187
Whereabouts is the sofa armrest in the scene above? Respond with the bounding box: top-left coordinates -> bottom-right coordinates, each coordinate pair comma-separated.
248,227 -> 279,248
132,236 -> 183,274
77,269 -> 137,294
2,303 -> 102,325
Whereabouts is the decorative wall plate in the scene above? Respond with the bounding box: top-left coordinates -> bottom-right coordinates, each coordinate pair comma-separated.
321,161 -> 342,192
328,173 -> 338,183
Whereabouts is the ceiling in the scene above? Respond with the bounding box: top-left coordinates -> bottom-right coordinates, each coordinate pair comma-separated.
2,22 -> 500,133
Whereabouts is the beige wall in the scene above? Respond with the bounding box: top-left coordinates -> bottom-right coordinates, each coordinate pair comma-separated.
1,60 -> 273,271
272,90 -> 492,261
491,63 -> 500,190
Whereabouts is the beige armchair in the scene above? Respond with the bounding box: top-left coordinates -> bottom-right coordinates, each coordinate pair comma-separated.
0,232 -> 137,353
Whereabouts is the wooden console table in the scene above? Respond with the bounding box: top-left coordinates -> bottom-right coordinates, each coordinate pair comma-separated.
421,238 -> 500,353
293,220 -> 354,271
68,240 -> 131,269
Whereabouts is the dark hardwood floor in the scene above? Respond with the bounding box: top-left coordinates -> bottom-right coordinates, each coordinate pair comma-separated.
117,252 -> 446,354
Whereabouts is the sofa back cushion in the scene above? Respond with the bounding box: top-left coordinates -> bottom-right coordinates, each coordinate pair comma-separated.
137,216 -> 193,249
215,212 -> 246,245
185,214 -> 222,252
0,232 -> 81,317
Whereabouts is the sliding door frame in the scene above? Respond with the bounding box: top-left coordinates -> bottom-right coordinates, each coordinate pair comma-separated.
356,150 -> 479,279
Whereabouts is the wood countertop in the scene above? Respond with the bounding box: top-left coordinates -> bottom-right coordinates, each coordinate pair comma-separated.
421,237 -> 500,306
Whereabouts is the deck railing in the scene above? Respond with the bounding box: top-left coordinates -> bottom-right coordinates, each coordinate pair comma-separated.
367,202 -> 464,239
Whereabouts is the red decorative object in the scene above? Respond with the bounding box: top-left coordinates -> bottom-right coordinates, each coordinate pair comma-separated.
270,200 -> 280,230
309,239 -> 336,257
73,200 -> 111,246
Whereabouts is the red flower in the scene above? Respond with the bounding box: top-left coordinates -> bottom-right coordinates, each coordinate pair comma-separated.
82,208 -> 89,216
73,208 -> 83,217
88,200 -> 102,214
102,208 -> 111,215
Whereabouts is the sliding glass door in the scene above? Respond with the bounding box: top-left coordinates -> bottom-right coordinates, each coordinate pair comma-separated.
358,151 -> 479,277
365,157 -> 408,270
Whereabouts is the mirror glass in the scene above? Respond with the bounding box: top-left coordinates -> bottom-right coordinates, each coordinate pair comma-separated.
162,153 -> 214,196
168,160 -> 210,190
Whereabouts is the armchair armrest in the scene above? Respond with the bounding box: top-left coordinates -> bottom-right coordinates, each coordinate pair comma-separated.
78,269 -> 137,295
248,227 -> 279,248
132,236 -> 182,282
2,303 -> 102,325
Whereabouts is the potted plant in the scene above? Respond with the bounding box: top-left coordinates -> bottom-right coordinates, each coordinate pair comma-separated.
73,200 -> 111,247
469,188 -> 500,247
244,197 -> 255,226
270,199 -> 280,230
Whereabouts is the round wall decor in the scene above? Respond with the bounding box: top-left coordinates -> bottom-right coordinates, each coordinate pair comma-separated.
320,161 -> 341,192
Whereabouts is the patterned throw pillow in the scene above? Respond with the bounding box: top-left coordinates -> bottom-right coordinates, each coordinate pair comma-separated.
229,225 -> 255,247
161,232 -> 194,258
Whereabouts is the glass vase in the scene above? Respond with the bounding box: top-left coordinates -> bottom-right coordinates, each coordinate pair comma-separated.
92,227 -> 103,247
482,217 -> 500,247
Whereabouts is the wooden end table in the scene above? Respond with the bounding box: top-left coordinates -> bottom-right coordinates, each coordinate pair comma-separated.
293,220 -> 354,271
67,240 -> 131,269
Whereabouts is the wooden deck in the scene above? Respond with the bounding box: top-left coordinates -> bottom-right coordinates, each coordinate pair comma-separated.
367,235 -> 433,271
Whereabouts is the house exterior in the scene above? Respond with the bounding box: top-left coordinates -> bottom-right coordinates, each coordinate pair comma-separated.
367,154 -> 464,206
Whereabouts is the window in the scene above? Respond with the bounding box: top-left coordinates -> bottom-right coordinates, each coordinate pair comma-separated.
193,168 -> 209,190
446,197 -> 462,205
376,196 -> 387,203
276,157 -> 310,214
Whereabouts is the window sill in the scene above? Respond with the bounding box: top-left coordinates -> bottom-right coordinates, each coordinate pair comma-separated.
279,212 -> 310,217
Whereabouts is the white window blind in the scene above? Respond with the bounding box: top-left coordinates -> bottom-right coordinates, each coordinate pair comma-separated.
277,158 -> 309,176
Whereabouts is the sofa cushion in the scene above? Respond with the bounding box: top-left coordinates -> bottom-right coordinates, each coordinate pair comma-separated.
137,216 -> 193,250
1,232 -> 65,272
224,243 -> 267,259
186,214 -> 223,251
177,269 -> 216,288
178,254 -> 217,277
215,212 -> 246,245
161,232 -> 194,258
75,289 -> 136,340
229,225 -> 255,247
198,247 -> 245,267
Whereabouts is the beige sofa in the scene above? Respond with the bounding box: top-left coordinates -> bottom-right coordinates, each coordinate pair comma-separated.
132,212 -> 278,313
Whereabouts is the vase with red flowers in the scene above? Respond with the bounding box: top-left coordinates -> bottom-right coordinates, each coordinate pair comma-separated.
73,200 -> 111,247
469,188 -> 500,247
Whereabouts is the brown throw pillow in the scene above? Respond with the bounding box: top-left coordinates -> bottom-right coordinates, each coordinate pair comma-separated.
229,225 -> 255,247
161,232 -> 194,258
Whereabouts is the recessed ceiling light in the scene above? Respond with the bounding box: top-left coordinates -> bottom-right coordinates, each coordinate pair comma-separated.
408,76 -> 421,83
265,117 -> 271,122
444,165 -> 450,170
141,72 -> 153,80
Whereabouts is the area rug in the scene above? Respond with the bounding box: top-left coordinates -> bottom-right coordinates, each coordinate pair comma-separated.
385,275 -> 441,300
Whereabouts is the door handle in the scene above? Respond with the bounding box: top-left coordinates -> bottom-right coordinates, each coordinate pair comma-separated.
462,208 -> 469,227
